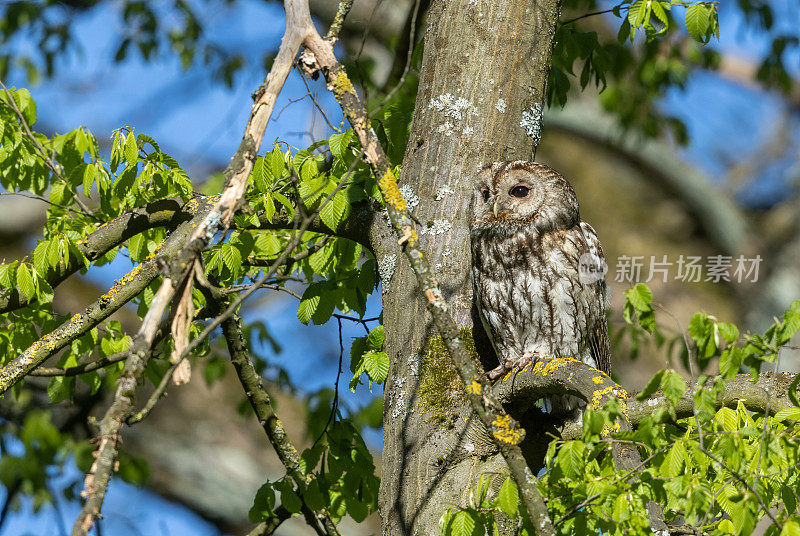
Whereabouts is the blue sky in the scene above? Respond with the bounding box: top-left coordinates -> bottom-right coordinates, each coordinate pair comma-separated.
2,0 -> 798,534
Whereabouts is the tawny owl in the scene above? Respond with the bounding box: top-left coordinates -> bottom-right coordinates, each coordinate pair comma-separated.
470,161 -> 611,408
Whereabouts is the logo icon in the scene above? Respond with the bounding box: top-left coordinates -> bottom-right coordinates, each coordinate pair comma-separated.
578,252 -> 607,284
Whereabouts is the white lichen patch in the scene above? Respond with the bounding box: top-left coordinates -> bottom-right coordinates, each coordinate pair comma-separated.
408,353 -> 420,376
428,219 -> 452,235
378,254 -> 397,294
399,184 -> 419,211
495,98 -> 507,114
437,121 -> 455,137
463,442 -> 475,453
520,103 -> 543,147
419,219 -> 452,236
442,248 -> 452,256
435,185 -> 454,201
428,93 -> 478,137
461,126 -> 474,137
391,376 -> 409,420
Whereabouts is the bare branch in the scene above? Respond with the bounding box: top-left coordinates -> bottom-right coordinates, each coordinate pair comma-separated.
71,332 -> 160,535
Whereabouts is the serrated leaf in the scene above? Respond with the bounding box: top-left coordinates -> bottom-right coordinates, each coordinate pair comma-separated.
83,163 -> 97,196
626,283 -> 652,310
366,325 -> 385,350
449,511 -> 475,536
774,407 -> 800,422
685,4 -> 712,43
714,407 -> 738,432
124,131 -> 138,164
297,293 -> 320,325
363,350 -> 389,385
716,322 -> 739,343
329,130 -> 354,160
16,263 -> 36,300
261,193 -> 275,223
319,190 -> 348,231
719,347 -> 742,379
661,370 -> 686,406
496,477 -> 519,517
660,440 -> 687,477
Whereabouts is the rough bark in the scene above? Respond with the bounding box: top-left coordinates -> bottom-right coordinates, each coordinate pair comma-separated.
377,1 -> 561,534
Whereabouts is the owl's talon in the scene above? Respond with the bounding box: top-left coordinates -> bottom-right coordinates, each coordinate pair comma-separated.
487,364 -> 509,380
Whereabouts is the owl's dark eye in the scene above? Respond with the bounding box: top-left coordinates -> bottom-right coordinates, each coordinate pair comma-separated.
481,188 -> 490,202
509,185 -> 530,198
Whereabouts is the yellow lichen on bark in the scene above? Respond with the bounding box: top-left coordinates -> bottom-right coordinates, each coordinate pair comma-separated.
491,414 -> 523,445
378,169 -> 407,213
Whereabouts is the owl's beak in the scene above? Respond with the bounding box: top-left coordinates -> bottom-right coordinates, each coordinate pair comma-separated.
492,201 -> 499,217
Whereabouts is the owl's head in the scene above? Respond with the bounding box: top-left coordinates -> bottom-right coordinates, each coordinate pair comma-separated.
470,161 -> 579,236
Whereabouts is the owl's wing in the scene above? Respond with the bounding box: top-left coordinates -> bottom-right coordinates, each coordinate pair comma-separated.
579,221 -> 612,375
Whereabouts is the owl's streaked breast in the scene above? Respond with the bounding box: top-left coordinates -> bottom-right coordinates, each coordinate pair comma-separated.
471,225 -> 597,365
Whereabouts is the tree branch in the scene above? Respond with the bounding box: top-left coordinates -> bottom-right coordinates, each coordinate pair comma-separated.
71,331 -> 160,535
219,306 -> 342,536
0,197 -> 216,395
491,358 -> 798,432
0,198 -> 202,315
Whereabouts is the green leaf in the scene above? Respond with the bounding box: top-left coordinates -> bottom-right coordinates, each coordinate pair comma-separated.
781,520 -> 800,536
719,347 -> 742,379
774,407 -> 800,422
277,480 -> 302,514
124,131 -> 138,164
46,375 -> 75,403
685,4 -> 712,43
248,482 -> 275,523
627,0 -> 648,28
261,193 -> 276,223
716,322 -> 739,343
319,190 -> 348,231
636,369 -> 664,400
16,263 -> 36,300
660,369 -> 686,406
449,511 -> 476,536
496,477 -> 519,518
83,163 -> 98,196
0,262 -> 16,289
363,350 -> 389,385
329,130 -> 354,160
626,283 -> 652,310
660,440 -> 687,477
366,325 -> 385,350
299,445 -> 323,474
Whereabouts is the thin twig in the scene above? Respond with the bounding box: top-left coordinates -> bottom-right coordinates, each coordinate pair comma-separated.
561,7 -> 617,26
369,0 -> 422,117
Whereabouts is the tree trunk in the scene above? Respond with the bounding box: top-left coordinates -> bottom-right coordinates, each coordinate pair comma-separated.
375,1 -> 560,534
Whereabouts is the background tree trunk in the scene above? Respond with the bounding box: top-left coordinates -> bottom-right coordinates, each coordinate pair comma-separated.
376,1 -> 560,534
